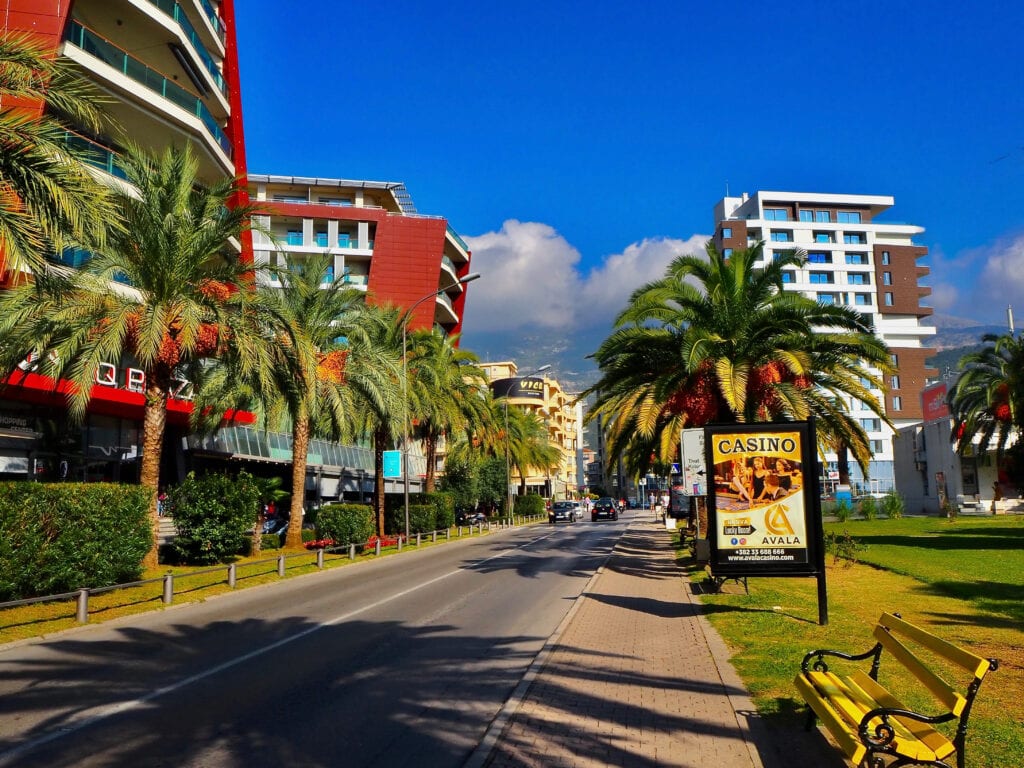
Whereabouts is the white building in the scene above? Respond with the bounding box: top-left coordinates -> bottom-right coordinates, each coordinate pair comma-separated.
713,192 -> 936,489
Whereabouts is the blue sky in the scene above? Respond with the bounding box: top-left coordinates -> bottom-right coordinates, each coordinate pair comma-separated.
237,0 -> 1024,338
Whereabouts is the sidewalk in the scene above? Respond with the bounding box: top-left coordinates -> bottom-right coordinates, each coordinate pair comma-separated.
478,519 -> 846,768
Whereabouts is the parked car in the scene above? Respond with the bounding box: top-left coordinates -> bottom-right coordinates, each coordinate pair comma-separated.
570,500 -> 585,521
456,511 -> 486,526
592,497 -> 618,521
549,500 -> 576,524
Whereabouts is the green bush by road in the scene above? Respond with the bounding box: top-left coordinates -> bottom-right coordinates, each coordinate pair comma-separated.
688,515 -> 1024,768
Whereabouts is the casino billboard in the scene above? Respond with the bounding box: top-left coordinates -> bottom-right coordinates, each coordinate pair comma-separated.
490,377 -> 546,400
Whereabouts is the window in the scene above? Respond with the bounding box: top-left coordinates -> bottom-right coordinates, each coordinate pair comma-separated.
846,252 -> 868,265
843,233 -> 866,244
318,196 -> 353,206
721,227 -> 732,238
809,271 -> 833,284
817,292 -> 837,304
799,210 -> 813,222
890,353 -> 899,366
815,210 -> 831,223
884,292 -> 894,306
723,248 -> 733,257
881,250 -> 891,265
891,375 -> 900,389
814,231 -> 834,243
860,418 -> 881,432
770,229 -> 793,242
764,208 -> 789,221
273,194 -> 307,203
870,440 -> 885,455
807,252 -> 832,264
781,270 -> 795,283
883,272 -> 892,286
847,272 -> 870,285
286,230 -> 302,246
837,211 -> 862,223
854,293 -> 872,306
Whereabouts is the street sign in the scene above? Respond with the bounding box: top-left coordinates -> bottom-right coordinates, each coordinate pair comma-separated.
671,463 -> 680,474
680,428 -> 707,496
638,478 -> 646,486
383,450 -> 402,478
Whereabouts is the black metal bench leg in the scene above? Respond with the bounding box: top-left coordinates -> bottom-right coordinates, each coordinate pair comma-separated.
804,707 -> 817,731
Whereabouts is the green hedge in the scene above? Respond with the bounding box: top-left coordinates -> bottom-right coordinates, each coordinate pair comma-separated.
384,491 -> 455,534
514,493 -> 545,517
315,503 -> 375,546
0,482 -> 151,601
168,471 -> 260,565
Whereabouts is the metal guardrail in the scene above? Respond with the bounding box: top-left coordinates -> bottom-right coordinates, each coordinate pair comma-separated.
0,515 -> 545,626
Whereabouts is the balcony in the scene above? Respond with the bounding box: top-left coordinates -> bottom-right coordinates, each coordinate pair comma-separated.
63,131 -> 128,180
64,20 -> 232,159
146,0 -> 228,96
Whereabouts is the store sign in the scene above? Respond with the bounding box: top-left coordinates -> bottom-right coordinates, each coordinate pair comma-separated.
18,351 -> 192,401
706,421 -> 824,578
490,377 -> 546,400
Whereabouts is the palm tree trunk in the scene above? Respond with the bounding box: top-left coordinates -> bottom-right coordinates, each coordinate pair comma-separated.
424,432 -> 437,492
836,442 -> 851,486
139,383 -> 168,570
373,424 -> 388,536
285,416 -> 309,549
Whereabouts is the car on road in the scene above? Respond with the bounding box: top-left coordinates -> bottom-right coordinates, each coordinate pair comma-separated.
570,500 -> 585,521
549,500 -> 576,524
592,497 -> 618,521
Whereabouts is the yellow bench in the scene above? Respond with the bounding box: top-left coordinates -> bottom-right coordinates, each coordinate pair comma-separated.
794,612 -> 997,768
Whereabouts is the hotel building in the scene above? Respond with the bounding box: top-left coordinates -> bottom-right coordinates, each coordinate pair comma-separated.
712,191 -> 936,490
482,362 -> 581,500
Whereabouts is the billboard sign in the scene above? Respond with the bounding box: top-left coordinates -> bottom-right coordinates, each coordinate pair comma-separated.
705,421 -> 824,578
490,377 -> 545,400
383,450 -> 402,479
680,428 -> 706,496
921,382 -> 949,423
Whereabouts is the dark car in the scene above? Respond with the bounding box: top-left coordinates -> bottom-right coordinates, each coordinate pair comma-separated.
592,497 -> 618,521
549,500 -> 576,524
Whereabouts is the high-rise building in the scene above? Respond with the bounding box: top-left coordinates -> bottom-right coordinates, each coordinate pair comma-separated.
0,0 -> 248,481
248,174 -> 473,335
711,191 -> 936,490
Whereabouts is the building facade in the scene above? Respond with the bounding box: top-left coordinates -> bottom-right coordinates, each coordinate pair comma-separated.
248,175 -> 473,335
483,362 -> 580,500
712,192 -> 936,489
0,0 -> 249,482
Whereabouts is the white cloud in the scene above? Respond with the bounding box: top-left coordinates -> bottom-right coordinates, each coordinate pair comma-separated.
927,232 -> 1024,323
462,221 -> 708,333
971,232 -> 1024,321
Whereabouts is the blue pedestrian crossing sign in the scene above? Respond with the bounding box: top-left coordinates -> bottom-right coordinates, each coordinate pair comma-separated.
671,463 -> 680,474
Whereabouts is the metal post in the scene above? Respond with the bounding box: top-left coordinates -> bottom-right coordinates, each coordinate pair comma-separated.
416,532 -> 421,547
349,542 -> 356,560
375,539 -> 381,556
432,530 -> 437,543
163,573 -> 174,604
228,563 -> 236,588
76,588 -> 89,623
316,549 -> 324,569
446,528 -> 450,541
398,536 -> 403,552
277,555 -> 285,577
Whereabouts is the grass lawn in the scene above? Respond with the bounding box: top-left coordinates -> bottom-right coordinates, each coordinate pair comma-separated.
687,514 -> 1024,768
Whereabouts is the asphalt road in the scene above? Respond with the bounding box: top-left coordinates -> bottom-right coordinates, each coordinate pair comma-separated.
0,514 -> 631,767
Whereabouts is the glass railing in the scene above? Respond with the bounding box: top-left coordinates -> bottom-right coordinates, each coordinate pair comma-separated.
147,0 -> 227,96
198,0 -> 226,43
315,233 -> 328,247
447,225 -> 469,253
52,246 -> 94,268
285,232 -> 303,246
441,255 -> 457,274
64,20 -> 233,159
62,131 -> 128,179
437,291 -> 454,312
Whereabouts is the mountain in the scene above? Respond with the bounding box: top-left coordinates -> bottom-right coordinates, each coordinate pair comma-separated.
923,313 -> 1009,350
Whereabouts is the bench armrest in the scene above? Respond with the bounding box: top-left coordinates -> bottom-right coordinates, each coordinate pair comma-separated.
801,642 -> 883,675
858,706 -> 956,749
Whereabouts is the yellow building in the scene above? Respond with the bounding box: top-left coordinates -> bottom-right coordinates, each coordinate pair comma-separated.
482,362 -> 580,499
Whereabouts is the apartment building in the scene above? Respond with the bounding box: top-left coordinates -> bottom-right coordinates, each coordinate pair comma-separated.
0,0 -> 247,481
248,175 -> 473,335
483,362 -> 580,499
712,191 -> 936,488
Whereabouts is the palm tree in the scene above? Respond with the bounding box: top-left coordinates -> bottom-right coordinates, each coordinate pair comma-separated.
0,143 -> 263,568
198,253 -> 401,549
405,330 -> 488,492
0,30 -> 114,276
505,404 -> 561,498
584,242 -> 894,480
948,332 -> 1024,466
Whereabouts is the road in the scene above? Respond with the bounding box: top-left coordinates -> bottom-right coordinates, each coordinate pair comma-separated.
0,514 -> 631,767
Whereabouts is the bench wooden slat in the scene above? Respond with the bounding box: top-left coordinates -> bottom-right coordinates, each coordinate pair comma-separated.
873,624 -> 967,715
879,612 -> 992,678
850,671 -> 956,761
794,673 -> 867,766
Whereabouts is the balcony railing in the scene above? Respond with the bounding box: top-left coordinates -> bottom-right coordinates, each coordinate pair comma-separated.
62,130 -> 128,179
146,0 -> 227,96
64,20 -> 233,159
198,0 -> 226,43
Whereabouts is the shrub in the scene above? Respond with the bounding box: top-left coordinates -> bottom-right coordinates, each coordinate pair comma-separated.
384,493 -> 443,534
169,471 -> 260,565
514,493 -> 545,517
824,529 -> 865,566
860,496 -> 878,521
881,491 -> 905,519
0,482 -> 150,600
829,500 -> 851,522
259,533 -> 282,550
315,503 -> 374,546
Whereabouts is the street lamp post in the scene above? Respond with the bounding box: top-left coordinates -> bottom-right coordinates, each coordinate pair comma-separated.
504,363 -> 550,517
402,272 -> 480,541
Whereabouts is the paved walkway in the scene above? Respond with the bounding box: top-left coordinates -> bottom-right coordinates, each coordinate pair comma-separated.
476,519 -> 846,768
